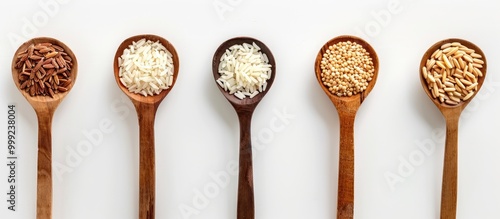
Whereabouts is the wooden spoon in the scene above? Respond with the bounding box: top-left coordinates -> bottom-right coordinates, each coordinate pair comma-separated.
314,35 -> 379,219
113,34 -> 179,219
212,37 -> 276,219
419,38 -> 487,219
11,37 -> 78,219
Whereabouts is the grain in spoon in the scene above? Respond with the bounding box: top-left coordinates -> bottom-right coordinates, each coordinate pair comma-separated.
314,35 -> 379,219
11,37 -> 78,219
212,37 -> 276,219
419,38 -> 487,219
113,34 -> 179,219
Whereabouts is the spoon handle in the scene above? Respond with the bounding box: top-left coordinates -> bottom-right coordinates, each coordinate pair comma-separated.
337,111 -> 356,219
36,112 -> 54,219
236,111 -> 255,219
137,103 -> 157,219
441,115 -> 460,219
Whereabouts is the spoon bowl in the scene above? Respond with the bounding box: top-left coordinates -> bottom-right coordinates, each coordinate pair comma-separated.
314,35 -> 379,219
315,35 -> 379,105
212,36 -> 276,219
212,37 -> 276,108
419,38 -> 487,219
419,38 -> 487,112
12,37 -> 78,107
113,34 -> 179,219
11,37 -> 78,219
114,34 -> 179,106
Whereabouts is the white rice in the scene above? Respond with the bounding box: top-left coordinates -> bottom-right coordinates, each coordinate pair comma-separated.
118,38 -> 174,96
216,42 -> 272,99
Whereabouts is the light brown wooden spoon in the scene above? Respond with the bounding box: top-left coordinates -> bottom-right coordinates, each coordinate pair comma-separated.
314,35 -> 379,219
212,37 -> 276,219
419,38 -> 487,219
113,34 -> 179,219
11,37 -> 78,219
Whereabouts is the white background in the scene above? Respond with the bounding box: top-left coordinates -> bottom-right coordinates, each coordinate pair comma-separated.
1,0 -> 500,218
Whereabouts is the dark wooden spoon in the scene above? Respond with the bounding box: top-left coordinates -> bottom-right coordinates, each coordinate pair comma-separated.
212,37 -> 276,219
11,37 -> 78,219
314,35 -> 379,219
113,34 -> 179,219
419,38 -> 487,219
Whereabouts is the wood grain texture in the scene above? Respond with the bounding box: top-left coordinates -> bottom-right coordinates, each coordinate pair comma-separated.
11,37 -> 78,219
137,103 -> 157,219
36,110 -> 54,219
113,34 -> 179,219
419,38 -> 487,219
314,35 -> 379,219
236,110 -> 255,219
441,110 -> 460,219
336,102 -> 357,219
212,37 -> 276,219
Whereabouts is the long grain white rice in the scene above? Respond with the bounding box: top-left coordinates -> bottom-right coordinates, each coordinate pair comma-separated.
217,42 -> 272,99
118,38 -> 174,96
